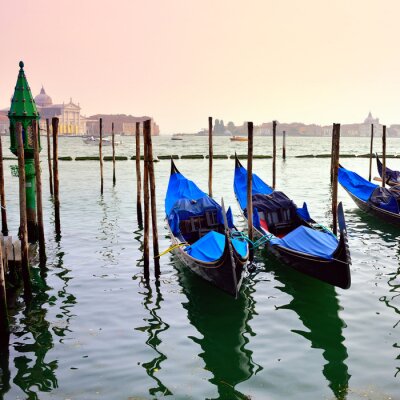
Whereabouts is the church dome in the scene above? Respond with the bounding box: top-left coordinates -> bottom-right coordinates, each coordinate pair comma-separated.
34,86 -> 52,107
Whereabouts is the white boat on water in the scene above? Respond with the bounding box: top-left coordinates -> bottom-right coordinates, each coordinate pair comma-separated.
83,136 -> 120,146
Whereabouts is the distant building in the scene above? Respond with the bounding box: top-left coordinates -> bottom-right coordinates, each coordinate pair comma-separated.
0,114 -> 8,134
86,114 -> 160,136
34,87 -> 86,135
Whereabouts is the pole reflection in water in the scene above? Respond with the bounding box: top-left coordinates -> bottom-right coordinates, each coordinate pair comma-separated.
0,238 -> 76,399
0,335 -> 10,395
135,279 -> 171,397
133,225 -> 171,397
264,257 -> 350,400
177,259 -> 260,400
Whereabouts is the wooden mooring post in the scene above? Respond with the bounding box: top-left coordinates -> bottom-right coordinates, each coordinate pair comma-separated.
368,124 -> 374,182
208,116 -> 213,197
144,120 -> 160,278
0,241 -> 9,340
331,123 -> 340,235
112,122 -> 116,186
330,124 -> 335,183
33,121 -> 46,267
135,122 -> 143,227
272,120 -> 277,189
247,122 -> 254,262
0,135 -> 8,236
99,118 -> 104,195
52,118 -> 61,236
143,123 -> 150,281
46,119 -> 53,196
282,130 -> 286,160
16,122 -> 32,300
382,125 -> 386,188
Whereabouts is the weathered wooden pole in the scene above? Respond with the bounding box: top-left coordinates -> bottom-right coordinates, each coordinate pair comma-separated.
135,122 -> 143,227
0,136 -> 8,236
0,241 -> 9,339
332,123 -> 340,235
46,119 -> 53,196
112,122 -> 116,186
144,120 -> 160,278
330,124 -> 336,183
247,122 -> 254,262
52,117 -> 61,236
382,125 -> 386,188
33,121 -> 46,267
142,123 -> 150,281
208,116 -> 213,197
368,124 -> 374,182
282,130 -> 286,160
99,118 -> 104,195
272,120 -> 277,189
16,122 -> 31,300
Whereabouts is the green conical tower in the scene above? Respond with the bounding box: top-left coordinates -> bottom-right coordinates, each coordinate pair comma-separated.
8,61 -> 41,242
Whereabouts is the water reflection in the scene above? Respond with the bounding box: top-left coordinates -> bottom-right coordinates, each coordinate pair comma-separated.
0,239 -> 76,399
97,191 -> 120,265
177,262 -> 259,400
135,279 -> 172,397
265,258 -> 350,399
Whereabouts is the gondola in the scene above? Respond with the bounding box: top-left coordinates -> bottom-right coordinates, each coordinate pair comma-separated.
165,159 -> 249,297
376,154 -> 400,187
338,164 -> 400,226
233,155 -> 351,289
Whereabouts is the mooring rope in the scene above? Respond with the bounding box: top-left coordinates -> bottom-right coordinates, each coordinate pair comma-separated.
231,231 -> 274,249
154,242 -> 188,258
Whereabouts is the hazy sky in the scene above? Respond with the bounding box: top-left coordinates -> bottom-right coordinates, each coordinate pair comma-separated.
1,0 -> 399,133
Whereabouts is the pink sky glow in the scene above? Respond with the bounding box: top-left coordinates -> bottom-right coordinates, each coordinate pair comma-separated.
1,0 -> 400,133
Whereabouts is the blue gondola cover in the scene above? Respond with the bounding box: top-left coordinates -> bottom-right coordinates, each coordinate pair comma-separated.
186,231 -> 247,262
270,226 -> 338,259
338,167 -> 377,201
234,166 -> 273,210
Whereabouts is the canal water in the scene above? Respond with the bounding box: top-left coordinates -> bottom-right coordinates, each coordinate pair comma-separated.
0,135 -> 399,400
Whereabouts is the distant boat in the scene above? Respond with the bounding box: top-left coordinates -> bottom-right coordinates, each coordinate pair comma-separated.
230,136 -> 248,142
171,137 -> 183,141
83,136 -> 118,146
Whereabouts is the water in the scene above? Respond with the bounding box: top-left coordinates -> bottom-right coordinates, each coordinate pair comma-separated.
0,135 -> 399,400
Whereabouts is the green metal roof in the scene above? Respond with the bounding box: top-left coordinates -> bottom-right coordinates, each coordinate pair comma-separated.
8,61 -> 39,118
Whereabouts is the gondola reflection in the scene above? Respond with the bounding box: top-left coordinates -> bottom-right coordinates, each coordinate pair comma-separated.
176,258 -> 260,400
264,257 -> 350,400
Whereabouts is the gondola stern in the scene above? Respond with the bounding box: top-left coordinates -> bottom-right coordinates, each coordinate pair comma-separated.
170,157 -> 180,175
234,152 -> 243,169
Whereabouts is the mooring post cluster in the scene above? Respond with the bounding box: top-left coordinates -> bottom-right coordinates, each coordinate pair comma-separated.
139,120 -> 160,280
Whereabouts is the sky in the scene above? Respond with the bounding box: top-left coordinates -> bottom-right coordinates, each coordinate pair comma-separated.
1,0 -> 400,133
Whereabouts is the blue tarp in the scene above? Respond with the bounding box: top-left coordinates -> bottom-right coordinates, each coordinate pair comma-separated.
165,172 -> 207,215
234,166 -> 273,210
186,231 -> 247,262
338,167 -> 377,202
297,202 -> 312,221
270,225 -> 339,260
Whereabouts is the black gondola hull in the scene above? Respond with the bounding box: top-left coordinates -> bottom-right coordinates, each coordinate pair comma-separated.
168,226 -> 248,297
344,188 -> 400,227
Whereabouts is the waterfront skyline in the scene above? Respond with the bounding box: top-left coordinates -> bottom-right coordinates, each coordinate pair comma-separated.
1,0 -> 400,133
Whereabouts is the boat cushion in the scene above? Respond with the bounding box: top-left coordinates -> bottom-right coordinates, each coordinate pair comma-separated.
338,167 -> 377,202
186,231 -> 247,262
270,225 -> 339,260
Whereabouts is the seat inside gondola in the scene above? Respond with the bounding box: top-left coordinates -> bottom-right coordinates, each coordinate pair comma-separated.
168,197 -> 225,244
248,192 -> 302,237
